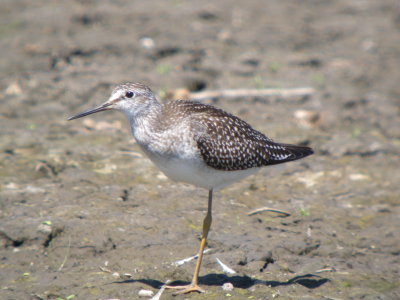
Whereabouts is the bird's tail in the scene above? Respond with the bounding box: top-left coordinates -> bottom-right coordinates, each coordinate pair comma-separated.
267,143 -> 314,165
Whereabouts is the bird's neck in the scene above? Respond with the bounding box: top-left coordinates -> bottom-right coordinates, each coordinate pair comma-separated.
125,100 -> 162,146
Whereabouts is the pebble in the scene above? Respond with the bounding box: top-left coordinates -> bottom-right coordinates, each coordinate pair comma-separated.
222,282 -> 234,291
294,109 -> 321,128
138,289 -> 154,297
37,223 -> 52,234
140,37 -> 155,49
5,82 -> 22,96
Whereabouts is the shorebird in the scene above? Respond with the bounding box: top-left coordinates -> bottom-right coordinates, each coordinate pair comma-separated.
68,82 -> 313,294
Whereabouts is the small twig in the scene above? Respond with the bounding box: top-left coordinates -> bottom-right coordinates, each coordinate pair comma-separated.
315,267 -> 336,273
189,87 -> 315,101
100,266 -> 133,280
247,207 -> 291,217
173,249 -> 212,266
150,280 -> 171,300
216,258 -> 236,274
58,235 -> 71,271
99,266 -> 113,274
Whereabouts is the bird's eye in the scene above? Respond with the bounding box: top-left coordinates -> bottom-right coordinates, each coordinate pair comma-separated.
125,91 -> 134,98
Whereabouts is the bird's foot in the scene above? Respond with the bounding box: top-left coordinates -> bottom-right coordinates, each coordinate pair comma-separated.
166,283 -> 205,294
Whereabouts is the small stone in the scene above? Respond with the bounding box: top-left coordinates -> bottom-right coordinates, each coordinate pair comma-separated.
5,182 -> 19,189
349,173 -> 370,181
294,110 -> 321,128
37,223 -> 52,234
5,82 -> 22,96
222,282 -> 234,291
140,37 -> 155,49
156,172 -> 168,181
138,289 -> 154,297
120,273 -> 133,279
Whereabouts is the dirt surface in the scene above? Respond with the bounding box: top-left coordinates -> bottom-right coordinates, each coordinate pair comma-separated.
1,1 -> 400,299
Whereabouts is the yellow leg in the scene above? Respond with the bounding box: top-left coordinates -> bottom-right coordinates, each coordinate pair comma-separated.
166,189 -> 213,294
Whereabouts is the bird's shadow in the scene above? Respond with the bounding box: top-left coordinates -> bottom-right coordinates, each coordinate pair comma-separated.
114,273 -> 329,290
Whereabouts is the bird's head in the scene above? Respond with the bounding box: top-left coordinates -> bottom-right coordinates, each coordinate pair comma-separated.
68,82 -> 157,121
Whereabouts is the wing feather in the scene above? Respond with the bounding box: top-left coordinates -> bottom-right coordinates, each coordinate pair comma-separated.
170,100 -> 313,171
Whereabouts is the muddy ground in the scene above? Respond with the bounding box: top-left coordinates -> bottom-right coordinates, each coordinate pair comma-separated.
1,1 -> 399,299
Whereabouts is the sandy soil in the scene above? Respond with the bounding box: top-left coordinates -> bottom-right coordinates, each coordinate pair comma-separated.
1,1 -> 399,299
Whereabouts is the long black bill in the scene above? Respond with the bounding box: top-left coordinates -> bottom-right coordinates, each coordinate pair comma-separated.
67,102 -> 113,121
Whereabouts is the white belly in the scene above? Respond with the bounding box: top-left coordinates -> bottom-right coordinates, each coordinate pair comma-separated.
146,152 -> 259,190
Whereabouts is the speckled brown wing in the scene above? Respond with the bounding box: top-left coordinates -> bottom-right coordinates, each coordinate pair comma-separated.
174,101 -> 313,171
